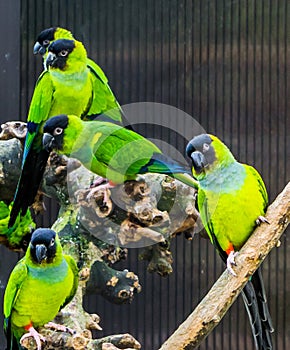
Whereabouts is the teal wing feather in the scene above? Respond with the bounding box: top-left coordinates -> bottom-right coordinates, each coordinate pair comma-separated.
60,255 -> 79,309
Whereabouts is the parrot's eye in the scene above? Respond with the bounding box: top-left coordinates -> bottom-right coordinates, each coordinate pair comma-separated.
49,238 -> 55,246
203,143 -> 210,152
43,39 -> 50,46
54,127 -> 63,136
59,50 -> 68,57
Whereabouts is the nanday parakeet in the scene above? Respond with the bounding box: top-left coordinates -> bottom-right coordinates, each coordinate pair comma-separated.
186,134 -> 273,350
9,35 -> 128,227
3,228 -> 78,350
42,114 -> 198,190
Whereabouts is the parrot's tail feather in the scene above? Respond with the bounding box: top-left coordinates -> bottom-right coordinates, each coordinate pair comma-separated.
139,152 -> 199,189
242,269 -> 273,350
4,317 -> 20,350
9,148 -> 50,227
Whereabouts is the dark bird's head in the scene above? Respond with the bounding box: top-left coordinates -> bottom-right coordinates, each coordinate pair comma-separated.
45,39 -> 76,70
34,27 -> 74,56
29,228 -> 58,264
186,134 -> 235,178
34,27 -> 57,55
42,114 -> 69,152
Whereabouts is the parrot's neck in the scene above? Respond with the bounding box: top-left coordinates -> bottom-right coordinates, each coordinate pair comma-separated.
50,65 -> 89,84
200,161 -> 246,193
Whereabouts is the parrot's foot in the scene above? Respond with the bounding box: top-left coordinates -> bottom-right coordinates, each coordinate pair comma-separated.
226,251 -> 238,276
44,321 -> 76,334
20,326 -> 46,350
90,175 -> 108,188
87,181 -> 115,205
256,215 -> 270,225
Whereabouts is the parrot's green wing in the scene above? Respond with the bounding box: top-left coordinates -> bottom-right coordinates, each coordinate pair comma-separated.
23,71 -> 54,160
86,123 -> 196,186
246,165 -> 268,210
89,124 -> 160,177
4,259 -> 27,321
27,71 -> 54,124
3,259 -> 27,348
87,58 -> 108,84
86,67 -> 127,126
60,255 -> 79,309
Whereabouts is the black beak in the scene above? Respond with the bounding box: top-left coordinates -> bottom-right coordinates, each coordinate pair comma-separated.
33,42 -> 46,55
190,151 -> 207,174
45,52 -> 56,68
43,132 -> 55,152
35,244 -> 47,263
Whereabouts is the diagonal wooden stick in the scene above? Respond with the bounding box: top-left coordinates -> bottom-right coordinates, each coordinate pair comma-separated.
160,182 -> 290,350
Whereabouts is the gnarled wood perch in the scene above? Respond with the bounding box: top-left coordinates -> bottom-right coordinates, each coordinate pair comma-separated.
0,121 -> 200,349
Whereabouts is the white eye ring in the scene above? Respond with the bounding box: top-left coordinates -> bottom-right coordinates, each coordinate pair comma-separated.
43,39 -> 50,46
50,238 -> 55,246
203,143 -> 210,152
54,127 -> 63,136
59,50 -> 68,57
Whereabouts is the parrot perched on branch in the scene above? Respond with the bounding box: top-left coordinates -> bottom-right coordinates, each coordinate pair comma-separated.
42,114 -> 198,197
186,133 -> 273,350
3,228 -> 78,350
9,34 -> 128,227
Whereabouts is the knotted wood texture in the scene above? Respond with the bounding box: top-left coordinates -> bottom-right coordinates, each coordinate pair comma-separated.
160,182 -> 290,350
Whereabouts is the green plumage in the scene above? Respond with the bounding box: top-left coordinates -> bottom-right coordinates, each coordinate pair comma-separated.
186,134 -> 273,350
9,29 -> 126,227
3,228 -> 78,348
43,114 -> 198,189
0,201 -> 35,249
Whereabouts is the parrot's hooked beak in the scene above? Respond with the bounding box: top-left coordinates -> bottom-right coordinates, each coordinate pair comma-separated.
33,41 -> 46,56
45,52 -> 57,69
42,132 -> 55,152
190,151 -> 207,174
35,244 -> 47,263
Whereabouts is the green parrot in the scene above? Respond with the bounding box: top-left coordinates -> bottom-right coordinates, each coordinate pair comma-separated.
42,114 -> 198,195
9,36 -> 128,227
186,134 -> 273,350
33,27 -> 111,89
3,228 -> 78,350
0,201 -> 35,250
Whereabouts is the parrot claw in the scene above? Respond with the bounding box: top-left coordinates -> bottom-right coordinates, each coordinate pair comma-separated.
90,175 -> 107,188
226,251 -> 238,276
87,182 -> 115,204
256,215 -> 270,225
20,326 -> 46,350
44,321 -> 76,334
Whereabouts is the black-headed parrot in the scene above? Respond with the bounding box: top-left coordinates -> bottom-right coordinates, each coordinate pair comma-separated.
186,133 -> 274,350
42,114 -> 198,197
9,35 -> 128,227
3,228 -> 78,350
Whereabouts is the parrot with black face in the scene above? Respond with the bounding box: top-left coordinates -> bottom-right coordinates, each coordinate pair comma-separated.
42,114 -> 198,194
3,228 -> 78,350
186,133 -> 274,350
9,36 -> 128,227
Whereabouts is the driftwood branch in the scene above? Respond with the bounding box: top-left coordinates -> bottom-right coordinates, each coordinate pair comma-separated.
0,121 -> 200,349
159,182 -> 290,350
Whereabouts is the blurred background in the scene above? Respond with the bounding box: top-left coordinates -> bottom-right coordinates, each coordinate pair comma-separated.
0,0 -> 289,349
